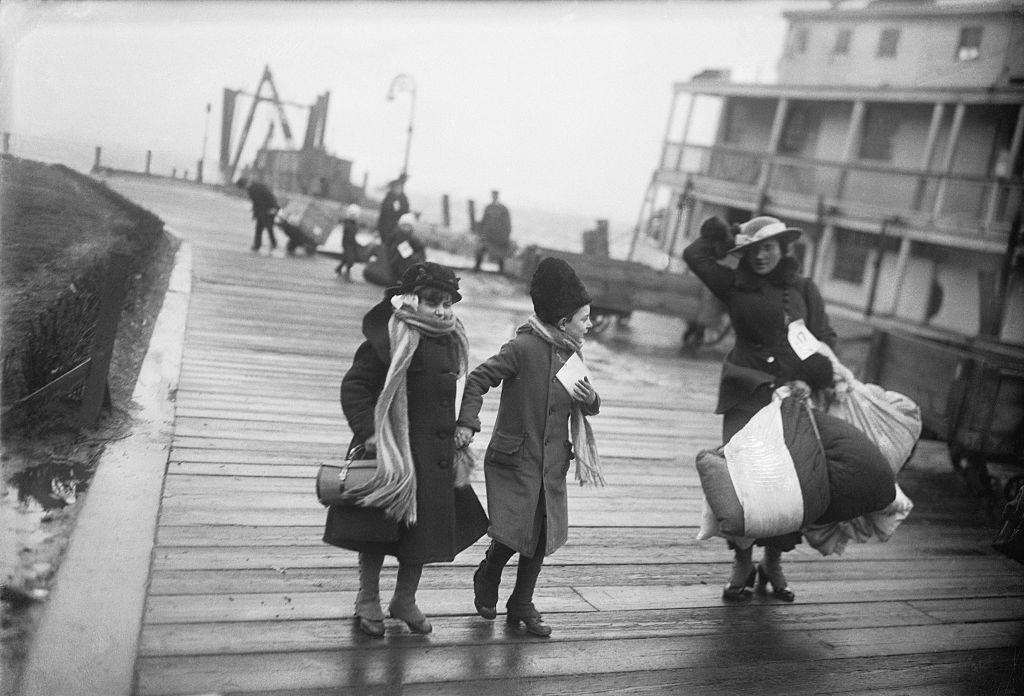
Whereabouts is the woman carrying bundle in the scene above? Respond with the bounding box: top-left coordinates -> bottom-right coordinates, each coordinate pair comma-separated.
683,215 -> 838,603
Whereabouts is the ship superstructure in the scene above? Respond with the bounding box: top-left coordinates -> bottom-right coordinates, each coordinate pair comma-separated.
634,0 -> 1024,345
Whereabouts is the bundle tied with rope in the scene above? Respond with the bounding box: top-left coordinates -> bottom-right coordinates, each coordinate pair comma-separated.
696,385 -> 896,546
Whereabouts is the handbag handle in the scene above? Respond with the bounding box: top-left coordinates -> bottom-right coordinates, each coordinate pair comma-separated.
347,443 -> 376,461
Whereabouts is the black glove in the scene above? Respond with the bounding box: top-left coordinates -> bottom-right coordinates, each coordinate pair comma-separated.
699,216 -> 734,259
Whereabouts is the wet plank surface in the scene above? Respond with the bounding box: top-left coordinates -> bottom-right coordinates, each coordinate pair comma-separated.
106,177 -> 1023,696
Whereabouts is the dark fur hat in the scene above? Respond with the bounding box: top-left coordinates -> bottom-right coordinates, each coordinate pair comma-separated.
530,257 -> 592,325
387,262 -> 462,302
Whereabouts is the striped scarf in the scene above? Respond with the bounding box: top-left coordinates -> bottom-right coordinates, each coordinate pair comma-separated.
349,306 -> 470,525
524,315 -> 605,487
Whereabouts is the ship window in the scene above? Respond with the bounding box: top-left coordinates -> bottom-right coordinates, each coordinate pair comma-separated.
788,26 -> 809,56
780,106 -> 819,154
876,28 -> 900,58
722,101 -> 749,144
833,29 -> 852,55
832,230 -> 871,284
858,106 -> 898,161
957,26 -> 982,61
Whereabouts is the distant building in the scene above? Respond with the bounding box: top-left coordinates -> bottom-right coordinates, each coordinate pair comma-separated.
634,0 -> 1024,344
251,147 -> 365,205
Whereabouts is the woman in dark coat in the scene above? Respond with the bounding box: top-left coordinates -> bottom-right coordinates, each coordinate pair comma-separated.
324,262 -> 488,637
683,215 -> 837,603
455,257 -> 604,637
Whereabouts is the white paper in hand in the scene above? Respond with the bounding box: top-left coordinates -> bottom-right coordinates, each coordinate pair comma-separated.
556,353 -> 590,395
396,240 -> 414,259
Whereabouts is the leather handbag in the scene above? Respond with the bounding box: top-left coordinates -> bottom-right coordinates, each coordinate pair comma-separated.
316,446 -> 378,507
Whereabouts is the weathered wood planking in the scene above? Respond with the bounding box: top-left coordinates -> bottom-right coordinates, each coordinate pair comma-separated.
103,177 -> 1023,696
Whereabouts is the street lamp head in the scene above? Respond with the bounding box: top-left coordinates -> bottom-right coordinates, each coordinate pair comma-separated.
387,73 -> 416,100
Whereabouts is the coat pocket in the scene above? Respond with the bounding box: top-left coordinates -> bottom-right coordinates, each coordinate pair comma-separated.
486,430 -> 525,468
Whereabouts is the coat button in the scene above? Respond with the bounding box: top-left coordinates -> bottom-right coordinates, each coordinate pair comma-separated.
766,356 -> 775,363
437,430 -> 448,440
437,459 -> 450,469
440,398 -> 451,407
552,377 -> 557,383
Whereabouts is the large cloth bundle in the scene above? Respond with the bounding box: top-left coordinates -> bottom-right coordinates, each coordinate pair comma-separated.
812,409 -> 897,524
804,348 -> 920,555
697,391 -> 895,544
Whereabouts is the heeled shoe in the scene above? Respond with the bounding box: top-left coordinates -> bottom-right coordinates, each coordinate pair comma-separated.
354,615 -> 385,638
506,611 -> 552,637
387,602 -> 433,634
473,562 -> 498,620
721,567 -> 756,603
756,563 -> 795,602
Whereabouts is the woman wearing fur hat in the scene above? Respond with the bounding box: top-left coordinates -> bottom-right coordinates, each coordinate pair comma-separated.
325,262 -> 488,637
683,215 -> 837,603
455,257 -> 604,637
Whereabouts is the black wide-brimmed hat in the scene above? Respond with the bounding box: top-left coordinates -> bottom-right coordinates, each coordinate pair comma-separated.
530,257 -> 591,325
386,262 -> 462,303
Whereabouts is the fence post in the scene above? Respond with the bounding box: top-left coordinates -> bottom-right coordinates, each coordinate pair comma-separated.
145,150 -> 152,175
2,132 -> 9,154
79,250 -> 132,428
93,146 -> 102,171
467,199 -> 476,233
441,194 -> 450,228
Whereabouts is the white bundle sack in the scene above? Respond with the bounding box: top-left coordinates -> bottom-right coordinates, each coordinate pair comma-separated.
817,344 -> 922,473
721,396 -> 806,539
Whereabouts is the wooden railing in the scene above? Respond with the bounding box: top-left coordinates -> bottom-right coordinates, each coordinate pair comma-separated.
659,141 -> 1022,237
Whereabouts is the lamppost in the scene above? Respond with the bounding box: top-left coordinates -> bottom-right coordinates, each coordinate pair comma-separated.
387,73 -> 416,177
198,101 -> 211,183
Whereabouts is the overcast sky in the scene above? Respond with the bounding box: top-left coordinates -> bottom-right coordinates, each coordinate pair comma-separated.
1,0 -> 799,223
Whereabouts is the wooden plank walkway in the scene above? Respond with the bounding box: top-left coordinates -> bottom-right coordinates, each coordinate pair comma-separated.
107,177 -> 1022,695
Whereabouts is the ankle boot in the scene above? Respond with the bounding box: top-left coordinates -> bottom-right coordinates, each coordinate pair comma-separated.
474,541 -> 513,620
388,563 -> 432,633
757,546 -> 795,602
506,551 -> 549,636
722,545 -> 755,602
355,553 -> 385,637
473,559 -> 498,620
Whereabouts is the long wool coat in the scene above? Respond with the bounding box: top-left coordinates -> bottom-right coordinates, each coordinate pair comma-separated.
683,234 -> 837,417
457,326 -> 601,557
323,301 -> 488,564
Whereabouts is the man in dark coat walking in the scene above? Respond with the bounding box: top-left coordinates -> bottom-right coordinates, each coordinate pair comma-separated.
237,178 -> 280,251
376,174 -> 410,247
473,190 -> 512,273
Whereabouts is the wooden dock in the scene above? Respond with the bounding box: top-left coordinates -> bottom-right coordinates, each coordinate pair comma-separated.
73,178 -> 1024,694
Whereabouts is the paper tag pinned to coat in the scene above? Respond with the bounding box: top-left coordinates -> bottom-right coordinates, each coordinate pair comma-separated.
396,240 -> 414,258
787,319 -> 821,360
556,353 -> 591,395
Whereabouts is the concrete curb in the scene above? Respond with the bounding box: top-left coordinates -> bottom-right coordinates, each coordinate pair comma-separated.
20,236 -> 192,696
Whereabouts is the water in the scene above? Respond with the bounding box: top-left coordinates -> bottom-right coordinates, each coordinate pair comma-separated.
5,131 -> 647,258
